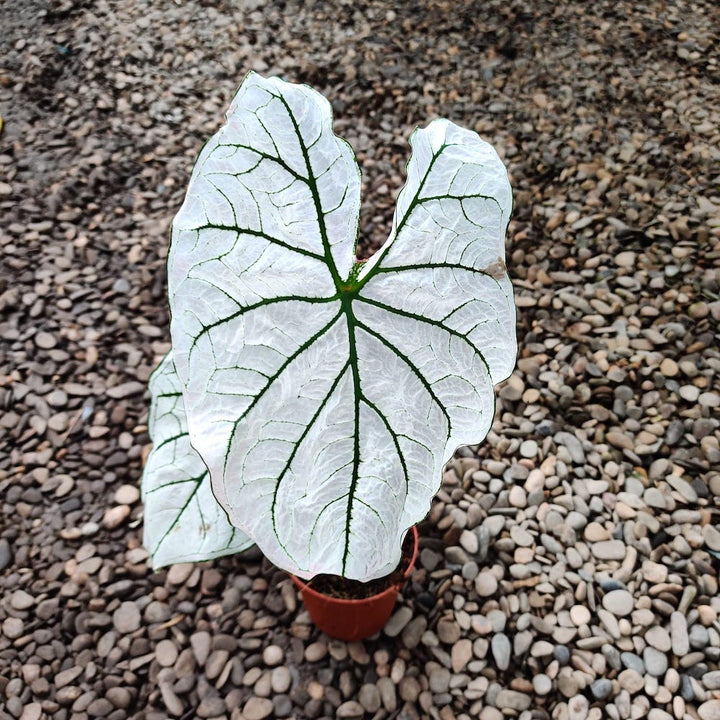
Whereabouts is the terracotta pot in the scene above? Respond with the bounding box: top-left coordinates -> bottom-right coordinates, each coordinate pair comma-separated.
291,527 -> 419,641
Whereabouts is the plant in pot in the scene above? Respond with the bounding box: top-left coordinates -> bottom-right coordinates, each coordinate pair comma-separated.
141,73 -> 516,641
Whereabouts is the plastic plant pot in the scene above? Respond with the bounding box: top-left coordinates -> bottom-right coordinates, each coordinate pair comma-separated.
291,527 -> 419,641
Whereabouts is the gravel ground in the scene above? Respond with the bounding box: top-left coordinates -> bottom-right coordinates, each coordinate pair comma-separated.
1,1 -> 720,719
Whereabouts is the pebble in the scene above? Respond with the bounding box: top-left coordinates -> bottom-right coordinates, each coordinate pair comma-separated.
554,646 -> 571,666
429,668 -> 451,694
619,669 -> 645,694
533,674 -> 552,696
305,642 -> 328,662
190,632 -> 211,665
568,694 -> 589,720
591,678 -> 613,700
570,605 -> 591,626
0,539 -> 11,570
699,701 -> 720,720
243,697 -> 274,720
643,647 -> 668,676
385,607 -> 413,637
645,626 -> 672,652
156,639 -> 178,667
602,590 -> 634,617
103,505 -> 131,529
114,484 -> 141,504
113,602 -> 141,633
592,540 -> 627,560
271,666 -> 292,694
358,684 -> 381,713
703,524 -> 720,552
475,572 -> 498,597
10,590 -> 34,610
671,612 -> 690,656
451,638 -> 473,672
491,633 -> 511,671
262,644 -> 284,666
494,690 -> 531,711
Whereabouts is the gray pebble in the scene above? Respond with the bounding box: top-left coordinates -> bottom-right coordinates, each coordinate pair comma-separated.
621,652 -> 645,673
591,678 -> 613,700
491,633 -> 511,671
0,539 -> 12,570
553,645 -> 571,666
643,647 -> 668,676
385,607 -> 413,637
690,624 -> 710,649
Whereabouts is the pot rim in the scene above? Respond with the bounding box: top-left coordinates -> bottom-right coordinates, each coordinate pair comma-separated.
291,525 -> 419,605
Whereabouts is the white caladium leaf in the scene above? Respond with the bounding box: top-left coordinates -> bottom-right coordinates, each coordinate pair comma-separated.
142,352 -> 254,568
166,72 -> 515,581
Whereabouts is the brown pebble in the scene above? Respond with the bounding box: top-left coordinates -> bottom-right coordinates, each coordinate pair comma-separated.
305,641 -> 327,662
103,505 -> 130,529
243,697 -> 274,720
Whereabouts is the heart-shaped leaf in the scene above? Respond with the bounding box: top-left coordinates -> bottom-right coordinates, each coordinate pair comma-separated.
165,73 -> 515,581
142,351 -> 253,568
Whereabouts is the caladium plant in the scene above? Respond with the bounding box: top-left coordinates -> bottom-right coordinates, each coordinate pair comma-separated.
142,72 -> 516,582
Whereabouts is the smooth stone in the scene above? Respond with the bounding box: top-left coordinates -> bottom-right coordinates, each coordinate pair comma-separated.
557,674 -> 579,698
113,602 -> 141,633
429,668 -> 450,694
508,485 -> 527,508
0,539 -> 12,570
190,632 -> 211,666
10,590 -> 35,610
156,639 -> 178,667
671,612 -> 690,656
437,618 -> 461,644
690,624 -> 710,649
520,440 -> 538,458
273,695 -> 292,718
584,522 -> 609,542
592,540 -> 627,560
642,561 -> 668,584
554,645 -> 571,666
555,432 -> 585,464
243,697 -> 274,720
494,690 -> 531,711
602,589 -> 634,617
621,652 -> 645,673
648,710 -> 673,720
305,642 -> 327,662
510,525 -> 533,547
451,639 -> 473,672
167,563 -> 194,585
384,607 -> 413,637
475,572 -> 498,597
271,667 -> 291,694
459,529 -> 479,554
335,700 -> 365,720
698,700 -> 720,720
702,524 -> 720,552
643,647 -> 668,676
262,645 -> 284,666
491,633 -> 511,671
645,626 -> 672,652
568,694 -> 589,720
591,678 -> 613,700
570,605 -> 591,626
114,484 -> 140,505
533,674 -> 552,696
358,684 -> 381,713
618,669 -> 645,694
